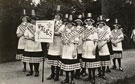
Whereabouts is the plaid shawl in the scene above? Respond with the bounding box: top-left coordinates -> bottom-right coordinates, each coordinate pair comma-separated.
97,27 -> 110,41
83,26 -> 96,40
54,20 -> 62,32
27,23 -> 36,35
111,28 -> 123,39
18,22 -> 28,34
61,26 -> 82,44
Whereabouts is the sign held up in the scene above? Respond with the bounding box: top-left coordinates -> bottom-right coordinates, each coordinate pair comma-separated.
35,20 -> 54,43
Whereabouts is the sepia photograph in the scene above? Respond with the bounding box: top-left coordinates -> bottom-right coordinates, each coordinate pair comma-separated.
0,0 -> 135,84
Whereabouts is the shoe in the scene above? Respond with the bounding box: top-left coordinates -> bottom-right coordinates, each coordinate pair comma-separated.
75,74 -> 80,79
96,74 -> 102,78
111,66 -> 116,70
75,76 -> 80,79
26,71 -> 33,76
106,69 -> 111,73
81,72 -> 87,77
35,72 -> 39,77
91,79 -> 95,84
102,76 -> 106,80
54,77 -> 59,81
119,67 -> 123,71
84,77 -> 91,81
61,79 -> 69,84
59,70 -> 63,76
23,68 -> 26,72
46,75 -> 54,80
69,81 -> 75,84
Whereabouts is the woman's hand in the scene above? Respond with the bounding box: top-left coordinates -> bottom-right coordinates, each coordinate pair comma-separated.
17,33 -> 23,38
98,41 -> 107,50
72,50 -> 77,59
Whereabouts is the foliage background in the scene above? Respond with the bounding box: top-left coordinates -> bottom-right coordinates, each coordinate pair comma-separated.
0,0 -> 134,62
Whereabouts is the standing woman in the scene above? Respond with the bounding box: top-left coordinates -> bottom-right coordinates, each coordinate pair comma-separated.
46,12 -> 63,81
130,27 -> 135,48
74,14 -> 84,79
82,13 -> 100,84
60,15 -> 81,84
96,15 -> 111,79
23,10 -> 43,77
16,9 -> 29,72
111,19 -> 124,71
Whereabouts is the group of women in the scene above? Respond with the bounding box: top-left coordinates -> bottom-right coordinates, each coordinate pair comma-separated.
16,9 -> 124,84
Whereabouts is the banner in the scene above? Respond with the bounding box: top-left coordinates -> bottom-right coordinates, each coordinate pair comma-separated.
35,20 -> 54,43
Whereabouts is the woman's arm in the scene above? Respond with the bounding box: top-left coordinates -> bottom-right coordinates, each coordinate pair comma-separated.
131,30 -> 134,39
17,33 -> 23,38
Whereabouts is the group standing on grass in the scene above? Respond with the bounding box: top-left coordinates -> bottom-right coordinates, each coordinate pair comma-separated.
16,8 -> 124,84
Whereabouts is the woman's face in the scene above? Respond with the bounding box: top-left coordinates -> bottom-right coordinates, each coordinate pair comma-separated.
86,21 -> 92,25
55,15 -> 61,20
76,21 -> 81,25
67,23 -> 73,28
31,19 -> 36,24
115,25 -> 119,29
98,23 -> 104,28
22,17 -> 27,22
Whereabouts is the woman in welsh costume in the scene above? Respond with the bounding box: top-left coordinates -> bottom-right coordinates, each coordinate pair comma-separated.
60,15 -> 81,84
59,13 -> 69,76
81,13 -> 100,84
74,14 -> 85,79
111,19 -> 124,71
23,10 -> 43,77
131,28 -> 135,48
46,12 -> 63,81
16,9 -> 29,72
131,28 -> 135,43
96,15 -> 111,79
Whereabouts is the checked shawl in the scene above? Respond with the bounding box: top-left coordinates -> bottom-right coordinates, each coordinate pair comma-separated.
17,22 -> 28,34
83,26 -> 96,40
54,20 -> 63,32
111,28 -> 123,39
97,27 -> 110,41
61,26 -> 81,44
27,23 -> 36,36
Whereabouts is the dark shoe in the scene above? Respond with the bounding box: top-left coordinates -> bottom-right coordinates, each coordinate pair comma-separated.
75,74 -> 80,79
35,72 -> 39,77
69,81 -> 75,84
96,74 -> 102,78
102,76 -> 107,80
46,75 -> 54,80
81,72 -> 86,77
84,77 -> 91,81
61,79 -> 69,84
54,77 -> 59,81
23,68 -> 26,72
111,66 -> 116,70
91,79 -> 95,84
59,70 -> 63,76
26,71 -> 33,76
75,76 -> 80,79
106,69 -> 111,73
119,67 -> 123,71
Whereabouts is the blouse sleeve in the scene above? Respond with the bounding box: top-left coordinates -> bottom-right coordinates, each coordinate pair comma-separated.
16,27 -> 21,34
16,24 -> 23,35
